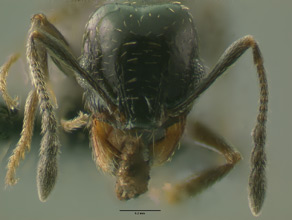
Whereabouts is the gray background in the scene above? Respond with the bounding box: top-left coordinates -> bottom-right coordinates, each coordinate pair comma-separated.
0,0 -> 290,219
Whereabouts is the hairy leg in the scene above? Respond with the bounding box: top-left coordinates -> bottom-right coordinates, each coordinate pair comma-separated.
169,35 -> 268,215
5,89 -> 38,185
61,111 -> 89,132
0,53 -> 20,111
165,121 -> 241,203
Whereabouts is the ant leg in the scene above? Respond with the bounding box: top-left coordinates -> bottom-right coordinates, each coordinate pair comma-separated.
172,35 -> 268,215
5,90 -> 38,185
61,111 -> 89,132
28,14 -> 115,110
26,14 -> 79,201
165,121 -> 241,204
26,13 -> 115,201
202,36 -> 268,216
0,53 -> 20,111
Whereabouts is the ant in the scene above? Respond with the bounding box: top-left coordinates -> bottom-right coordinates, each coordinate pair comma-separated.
0,1 -> 268,216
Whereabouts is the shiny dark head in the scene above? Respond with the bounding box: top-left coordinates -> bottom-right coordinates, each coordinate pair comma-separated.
79,2 -> 205,129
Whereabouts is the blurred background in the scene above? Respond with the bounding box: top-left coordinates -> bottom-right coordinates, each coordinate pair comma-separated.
0,0 -> 291,219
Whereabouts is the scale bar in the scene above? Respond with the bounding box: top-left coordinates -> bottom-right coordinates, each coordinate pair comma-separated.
120,210 -> 161,212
